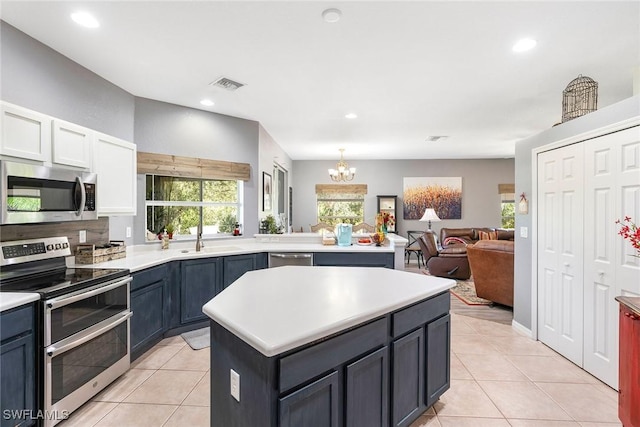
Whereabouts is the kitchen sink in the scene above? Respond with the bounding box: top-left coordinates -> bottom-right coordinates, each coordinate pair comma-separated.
181,246 -> 241,254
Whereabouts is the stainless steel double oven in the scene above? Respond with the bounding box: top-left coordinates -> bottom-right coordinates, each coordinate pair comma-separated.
1,237 -> 131,427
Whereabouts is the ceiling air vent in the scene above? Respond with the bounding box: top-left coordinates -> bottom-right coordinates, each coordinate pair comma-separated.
209,77 -> 246,91
425,136 -> 448,142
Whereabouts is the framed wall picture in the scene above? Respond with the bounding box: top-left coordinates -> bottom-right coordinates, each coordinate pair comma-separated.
263,172 -> 272,211
403,176 -> 462,220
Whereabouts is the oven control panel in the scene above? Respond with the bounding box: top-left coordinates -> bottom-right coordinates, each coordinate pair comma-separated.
1,236 -> 71,266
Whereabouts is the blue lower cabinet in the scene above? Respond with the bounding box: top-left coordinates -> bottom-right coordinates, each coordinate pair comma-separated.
346,346 -> 389,427
131,280 -> 167,355
279,371 -> 340,427
0,304 -> 36,427
130,265 -> 170,360
181,258 -> 222,324
392,329 -> 425,427
211,292 -> 451,427
223,253 -> 267,289
425,314 -> 451,408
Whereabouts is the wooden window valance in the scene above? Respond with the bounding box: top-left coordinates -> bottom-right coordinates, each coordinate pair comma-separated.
315,184 -> 368,195
137,151 -> 250,181
498,184 -> 515,194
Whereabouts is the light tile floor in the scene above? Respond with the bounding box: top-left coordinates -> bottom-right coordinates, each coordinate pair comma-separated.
59,303 -> 621,427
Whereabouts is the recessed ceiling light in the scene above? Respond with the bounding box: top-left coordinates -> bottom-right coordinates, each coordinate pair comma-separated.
512,38 -> 537,53
200,99 -> 215,107
322,8 -> 342,23
345,113 -> 357,119
71,11 -> 100,29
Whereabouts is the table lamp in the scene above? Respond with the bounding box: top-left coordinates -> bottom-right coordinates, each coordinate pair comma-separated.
419,208 -> 441,230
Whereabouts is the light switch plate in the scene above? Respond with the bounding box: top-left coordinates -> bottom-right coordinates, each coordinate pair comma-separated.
126,227 -> 132,238
520,226 -> 528,238
79,230 -> 87,243
230,369 -> 240,402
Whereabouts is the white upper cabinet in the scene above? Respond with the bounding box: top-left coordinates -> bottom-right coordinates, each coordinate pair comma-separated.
1,101 -> 137,217
94,132 -> 137,216
52,119 -> 93,169
1,102 -> 51,162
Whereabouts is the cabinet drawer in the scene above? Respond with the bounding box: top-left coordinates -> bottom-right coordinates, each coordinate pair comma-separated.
279,318 -> 387,393
132,264 -> 168,291
0,304 -> 34,341
392,292 -> 449,338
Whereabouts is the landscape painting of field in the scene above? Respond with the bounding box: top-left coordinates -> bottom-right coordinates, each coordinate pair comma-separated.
403,177 -> 462,220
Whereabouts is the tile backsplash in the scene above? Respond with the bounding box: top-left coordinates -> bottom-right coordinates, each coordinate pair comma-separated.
0,218 -> 109,253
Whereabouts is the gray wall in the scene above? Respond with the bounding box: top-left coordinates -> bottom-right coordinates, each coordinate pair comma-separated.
1,22 -> 264,243
1,22 -> 134,141
292,158 -> 515,236
133,98 -> 261,242
513,95 -> 640,332
1,21 -> 137,245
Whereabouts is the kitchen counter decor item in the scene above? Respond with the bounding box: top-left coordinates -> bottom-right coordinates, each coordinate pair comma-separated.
372,231 -> 386,246
76,241 -> 126,264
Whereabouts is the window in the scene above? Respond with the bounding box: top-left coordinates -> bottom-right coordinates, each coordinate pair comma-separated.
498,184 -> 515,229
145,175 -> 242,238
315,184 -> 367,226
501,193 -> 515,229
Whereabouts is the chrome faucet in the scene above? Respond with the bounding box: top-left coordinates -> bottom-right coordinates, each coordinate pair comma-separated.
195,232 -> 203,252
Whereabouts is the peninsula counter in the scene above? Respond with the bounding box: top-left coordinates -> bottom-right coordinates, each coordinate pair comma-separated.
203,266 -> 455,427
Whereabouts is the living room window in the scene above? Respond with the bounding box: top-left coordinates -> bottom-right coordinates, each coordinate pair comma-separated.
145,175 -> 242,238
315,184 -> 367,226
499,184 -> 515,229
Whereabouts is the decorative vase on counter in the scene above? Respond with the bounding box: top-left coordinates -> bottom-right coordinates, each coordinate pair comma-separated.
372,232 -> 385,246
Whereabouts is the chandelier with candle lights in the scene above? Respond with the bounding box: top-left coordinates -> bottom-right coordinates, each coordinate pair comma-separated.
328,148 -> 356,182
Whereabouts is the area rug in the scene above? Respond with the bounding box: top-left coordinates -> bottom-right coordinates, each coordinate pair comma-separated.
450,279 -> 492,306
181,327 -> 210,350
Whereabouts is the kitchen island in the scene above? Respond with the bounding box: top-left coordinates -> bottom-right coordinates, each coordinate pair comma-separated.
203,266 -> 455,427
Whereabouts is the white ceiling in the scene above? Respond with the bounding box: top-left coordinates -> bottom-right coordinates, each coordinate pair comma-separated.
1,1 -> 638,160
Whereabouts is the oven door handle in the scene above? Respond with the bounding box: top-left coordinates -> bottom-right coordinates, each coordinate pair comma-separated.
46,311 -> 132,358
46,276 -> 132,310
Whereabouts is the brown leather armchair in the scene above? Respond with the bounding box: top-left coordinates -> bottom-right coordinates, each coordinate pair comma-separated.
467,240 -> 514,307
417,231 -> 471,280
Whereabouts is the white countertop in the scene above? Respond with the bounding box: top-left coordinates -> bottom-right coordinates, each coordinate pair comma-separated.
202,266 -> 454,357
1,292 -> 40,313
70,234 -> 406,273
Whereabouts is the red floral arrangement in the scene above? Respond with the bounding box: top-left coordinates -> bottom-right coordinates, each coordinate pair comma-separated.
616,216 -> 640,257
377,212 -> 395,227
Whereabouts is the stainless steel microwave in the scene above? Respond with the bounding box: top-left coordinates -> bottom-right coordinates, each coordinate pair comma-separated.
1,161 -> 97,224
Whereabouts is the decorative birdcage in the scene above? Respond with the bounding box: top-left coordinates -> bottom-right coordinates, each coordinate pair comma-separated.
562,75 -> 598,123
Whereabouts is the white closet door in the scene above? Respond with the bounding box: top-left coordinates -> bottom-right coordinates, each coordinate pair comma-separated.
616,126 -> 640,300
537,144 -> 584,366
583,126 -> 640,388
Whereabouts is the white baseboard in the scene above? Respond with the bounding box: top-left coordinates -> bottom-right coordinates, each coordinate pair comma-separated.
512,319 -> 533,338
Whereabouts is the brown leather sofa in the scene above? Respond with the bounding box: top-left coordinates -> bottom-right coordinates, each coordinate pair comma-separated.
466,240 -> 514,307
417,230 -> 471,280
440,227 -> 514,247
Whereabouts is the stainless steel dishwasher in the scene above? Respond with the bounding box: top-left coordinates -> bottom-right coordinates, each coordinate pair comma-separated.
268,252 -> 314,267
